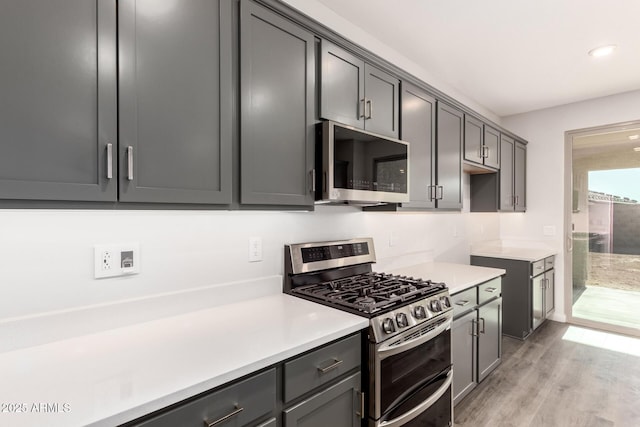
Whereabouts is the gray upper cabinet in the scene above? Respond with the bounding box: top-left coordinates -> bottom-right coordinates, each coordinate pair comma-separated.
399,82 -> 436,209
499,134 -> 526,211
118,0 -> 232,204
240,0 -> 316,207
483,125 -> 500,169
320,41 -> 399,138
514,141 -> 527,211
435,102 -> 464,209
463,115 -> 484,165
464,117 -> 500,170
499,134 -> 515,210
0,0 -> 117,202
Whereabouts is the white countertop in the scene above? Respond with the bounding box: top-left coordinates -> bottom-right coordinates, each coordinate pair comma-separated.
470,246 -> 556,262
0,293 -> 367,427
388,262 -> 505,295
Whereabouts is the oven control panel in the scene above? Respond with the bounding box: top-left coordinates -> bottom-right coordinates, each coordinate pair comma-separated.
370,291 -> 452,343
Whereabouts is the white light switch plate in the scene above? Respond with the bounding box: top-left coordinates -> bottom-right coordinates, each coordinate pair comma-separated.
248,237 -> 262,262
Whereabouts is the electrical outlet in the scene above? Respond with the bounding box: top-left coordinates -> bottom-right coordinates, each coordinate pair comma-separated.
248,237 -> 263,262
95,243 -> 140,279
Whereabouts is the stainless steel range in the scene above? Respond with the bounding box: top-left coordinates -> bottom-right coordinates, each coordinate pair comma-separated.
285,238 -> 453,427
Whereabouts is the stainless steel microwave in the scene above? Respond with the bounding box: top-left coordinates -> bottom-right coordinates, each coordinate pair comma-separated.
315,121 -> 410,205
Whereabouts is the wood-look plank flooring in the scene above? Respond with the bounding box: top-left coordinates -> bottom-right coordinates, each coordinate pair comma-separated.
454,321 -> 640,427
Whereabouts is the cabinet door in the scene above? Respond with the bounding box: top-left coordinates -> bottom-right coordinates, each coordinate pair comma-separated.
320,41 -> 365,129
118,0 -> 231,204
499,134 -> 515,211
435,102 -> 464,209
532,274 -> 544,330
363,64 -> 399,138
284,372 -> 361,427
514,141 -> 527,212
452,310 -> 477,406
545,270 -> 555,317
478,298 -> 502,382
399,82 -> 436,209
464,115 -> 484,165
483,125 -> 500,169
0,0 -> 116,202
240,0 -> 315,206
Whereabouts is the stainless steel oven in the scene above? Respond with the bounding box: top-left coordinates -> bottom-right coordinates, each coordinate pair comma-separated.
284,238 -> 453,427
370,311 -> 452,427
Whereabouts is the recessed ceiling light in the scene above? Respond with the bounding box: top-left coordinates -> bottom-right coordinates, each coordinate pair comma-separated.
588,45 -> 617,57
634,147 -> 640,152
629,134 -> 640,140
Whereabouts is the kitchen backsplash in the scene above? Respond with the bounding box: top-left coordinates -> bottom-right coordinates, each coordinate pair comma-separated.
0,176 -> 501,322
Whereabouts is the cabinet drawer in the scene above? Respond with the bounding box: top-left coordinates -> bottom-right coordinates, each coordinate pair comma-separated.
544,256 -> 555,271
284,334 -> 361,402
478,278 -> 501,305
451,287 -> 477,318
531,259 -> 545,276
135,368 -> 276,427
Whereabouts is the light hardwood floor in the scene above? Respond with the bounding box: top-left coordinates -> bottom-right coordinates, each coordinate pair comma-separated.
454,321 -> 640,427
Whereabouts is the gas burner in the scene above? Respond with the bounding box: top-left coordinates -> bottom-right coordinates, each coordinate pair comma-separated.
291,272 -> 446,316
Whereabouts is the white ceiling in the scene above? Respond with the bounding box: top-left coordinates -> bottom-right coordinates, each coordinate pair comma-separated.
314,0 -> 640,117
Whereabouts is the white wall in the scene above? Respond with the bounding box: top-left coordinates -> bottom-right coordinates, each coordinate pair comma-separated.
0,174 -> 500,321
502,89 -> 640,322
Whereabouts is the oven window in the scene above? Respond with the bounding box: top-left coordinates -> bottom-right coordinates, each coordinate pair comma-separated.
380,328 -> 450,414
333,125 -> 407,193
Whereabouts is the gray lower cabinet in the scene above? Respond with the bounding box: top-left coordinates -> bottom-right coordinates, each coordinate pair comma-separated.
320,40 -> 399,138
471,255 -> 554,339
499,135 -> 527,211
435,102 -> 464,209
240,0 -> 315,207
451,278 -> 502,406
118,0 -> 232,204
134,368 -> 277,426
0,0 -> 117,202
283,373 -> 361,427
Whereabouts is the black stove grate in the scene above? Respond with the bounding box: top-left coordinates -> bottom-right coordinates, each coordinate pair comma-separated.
291,272 -> 446,315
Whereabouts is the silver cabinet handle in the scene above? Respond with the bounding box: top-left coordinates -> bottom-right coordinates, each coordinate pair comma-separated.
484,146 -> 490,158
428,185 -> 436,201
471,319 -> 478,337
310,169 -> 316,193
455,300 -> 470,306
203,405 -> 243,427
479,317 -> 486,334
317,358 -> 343,374
484,287 -> 498,293
126,146 -> 134,181
359,98 -> 366,119
106,143 -> 113,179
437,186 -> 444,200
366,99 -> 372,119
515,195 -> 519,206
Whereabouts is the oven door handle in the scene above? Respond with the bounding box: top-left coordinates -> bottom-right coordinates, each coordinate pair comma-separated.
377,314 -> 451,360
377,370 -> 452,427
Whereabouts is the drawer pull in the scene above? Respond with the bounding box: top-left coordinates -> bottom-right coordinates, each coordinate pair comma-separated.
203,405 -> 243,427
484,287 -> 498,293
455,300 -> 470,307
317,358 -> 343,374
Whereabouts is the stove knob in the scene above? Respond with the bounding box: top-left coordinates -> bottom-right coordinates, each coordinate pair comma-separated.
430,299 -> 442,312
413,305 -> 427,319
395,313 -> 408,328
440,296 -> 451,309
382,318 -> 396,334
